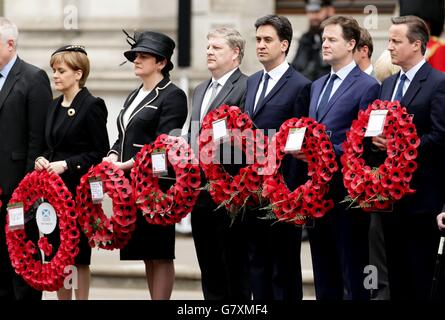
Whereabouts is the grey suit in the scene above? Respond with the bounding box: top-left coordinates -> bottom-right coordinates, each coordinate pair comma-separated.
190,68 -> 251,300
190,68 -> 247,141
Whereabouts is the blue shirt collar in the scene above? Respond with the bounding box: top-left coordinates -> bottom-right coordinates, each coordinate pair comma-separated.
0,55 -> 18,79
330,60 -> 356,81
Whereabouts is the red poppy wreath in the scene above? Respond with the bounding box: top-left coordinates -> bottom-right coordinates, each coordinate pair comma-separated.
5,170 -> 79,291
341,100 -> 420,211
262,117 -> 338,225
131,134 -> 201,225
76,162 -> 137,250
199,105 -> 267,213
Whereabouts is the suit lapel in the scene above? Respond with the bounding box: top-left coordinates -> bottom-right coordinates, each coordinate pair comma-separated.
191,79 -> 210,124
246,72 -> 262,118
309,74 -> 329,119
401,63 -> 430,107
209,69 -> 242,112
381,72 -> 399,101
253,66 -> 292,117
0,57 -> 21,113
317,66 -> 360,122
117,87 -> 140,135
126,77 -> 172,128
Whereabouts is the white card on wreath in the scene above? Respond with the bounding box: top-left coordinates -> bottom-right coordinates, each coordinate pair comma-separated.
365,110 -> 388,137
89,177 -> 104,204
36,202 -> 57,235
284,127 -> 306,153
8,203 -> 25,231
152,150 -> 168,176
212,118 -> 228,141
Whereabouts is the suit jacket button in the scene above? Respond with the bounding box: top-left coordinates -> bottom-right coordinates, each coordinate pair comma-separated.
77,165 -> 81,169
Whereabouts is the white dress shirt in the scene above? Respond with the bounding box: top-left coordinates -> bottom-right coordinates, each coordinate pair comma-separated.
200,67 -> 238,121
254,60 -> 290,110
390,59 -> 426,101
317,60 -> 357,108
122,87 -> 151,128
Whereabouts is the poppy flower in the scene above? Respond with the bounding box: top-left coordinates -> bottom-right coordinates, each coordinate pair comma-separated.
403,146 -> 418,160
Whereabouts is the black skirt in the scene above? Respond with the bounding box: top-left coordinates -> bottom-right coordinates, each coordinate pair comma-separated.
120,210 -> 175,260
45,223 -> 92,265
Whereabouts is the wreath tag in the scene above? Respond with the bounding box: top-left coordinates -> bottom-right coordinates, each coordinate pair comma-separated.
88,176 -> 104,204
365,110 -> 388,137
36,202 -> 57,235
212,118 -> 229,142
284,127 -> 306,153
7,202 -> 24,231
151,148 -> 168,176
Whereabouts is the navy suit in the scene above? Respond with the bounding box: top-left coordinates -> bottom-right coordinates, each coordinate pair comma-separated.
376,62 -> 445,299
308,65 -> 380,300
244,64 -> 310,300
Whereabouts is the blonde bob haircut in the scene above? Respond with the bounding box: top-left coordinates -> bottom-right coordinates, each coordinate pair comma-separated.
50,51 -> 90,88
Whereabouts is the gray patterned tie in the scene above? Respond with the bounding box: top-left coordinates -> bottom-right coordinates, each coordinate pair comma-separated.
201,81 -> 219,122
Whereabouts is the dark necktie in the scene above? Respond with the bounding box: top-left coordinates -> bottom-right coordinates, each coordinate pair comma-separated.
316,73 -> 338,119
393,74 -> 407,102
254,73 -> 270,112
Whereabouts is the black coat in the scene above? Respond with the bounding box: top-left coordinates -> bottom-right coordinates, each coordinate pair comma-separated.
43,87 -> 109,193
291,31 -> 331,81
0,57 -> 52,196
110,77 -> 188,162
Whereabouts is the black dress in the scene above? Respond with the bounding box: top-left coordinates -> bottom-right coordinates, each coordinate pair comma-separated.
109,78 -> 187,260
44,88 -> 109,265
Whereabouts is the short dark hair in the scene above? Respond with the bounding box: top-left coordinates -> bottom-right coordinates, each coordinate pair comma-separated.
357,27 -> 373,59
254,15 -> 293,56
391,15 -> 430,55
321,15 -> 361,52
153,53 -> 172,77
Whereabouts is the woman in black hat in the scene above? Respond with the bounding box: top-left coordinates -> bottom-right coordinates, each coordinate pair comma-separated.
34,45 -> 110,300
103,31 -> 187,299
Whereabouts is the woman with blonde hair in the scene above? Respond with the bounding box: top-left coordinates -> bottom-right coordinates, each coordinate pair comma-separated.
374,49 -> 401,83
35,45 -> 109,300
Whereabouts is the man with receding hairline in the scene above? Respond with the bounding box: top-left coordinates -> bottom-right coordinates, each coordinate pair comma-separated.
0,17 -> 52,300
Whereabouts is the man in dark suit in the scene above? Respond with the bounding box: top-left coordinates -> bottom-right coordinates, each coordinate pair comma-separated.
244,15 -> 311,300
372,15 -> 445,300
0,17 -> 52,300
302,16 -> 379,300
189,27 -> 251,300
